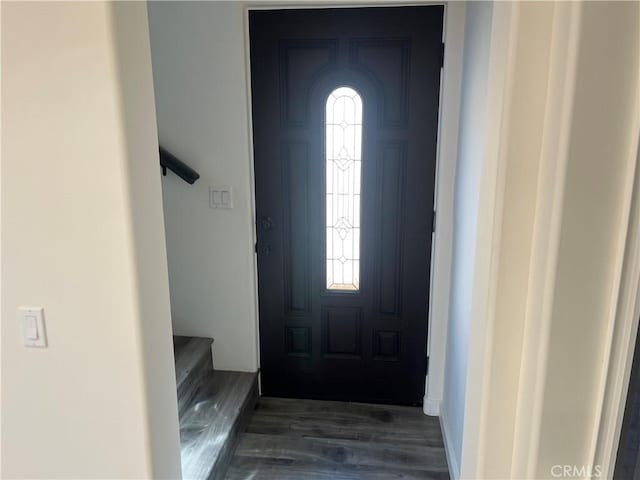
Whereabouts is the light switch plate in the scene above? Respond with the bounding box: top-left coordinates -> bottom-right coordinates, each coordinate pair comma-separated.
18,307 -> 47,347
209,186 -> 233,209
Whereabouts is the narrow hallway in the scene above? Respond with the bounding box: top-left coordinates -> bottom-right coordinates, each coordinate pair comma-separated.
226,397 -> 449,479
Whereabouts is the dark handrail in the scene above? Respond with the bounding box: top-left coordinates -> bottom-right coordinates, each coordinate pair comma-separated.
159,146 -> 200,185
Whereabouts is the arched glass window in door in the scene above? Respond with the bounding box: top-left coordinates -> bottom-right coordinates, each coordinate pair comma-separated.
326,87 -> 362,291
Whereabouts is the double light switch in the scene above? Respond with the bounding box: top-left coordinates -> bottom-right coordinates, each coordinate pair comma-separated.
209,186 -> 233,209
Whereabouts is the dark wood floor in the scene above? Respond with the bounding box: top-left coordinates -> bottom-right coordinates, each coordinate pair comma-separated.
225,397 -> 450,479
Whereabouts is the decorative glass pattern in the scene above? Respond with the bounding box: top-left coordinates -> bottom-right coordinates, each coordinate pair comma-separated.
326,87 -> 362,291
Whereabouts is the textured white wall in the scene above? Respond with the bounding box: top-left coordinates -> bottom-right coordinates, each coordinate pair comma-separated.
1,2 -> 181,477
147,1 -> 259,372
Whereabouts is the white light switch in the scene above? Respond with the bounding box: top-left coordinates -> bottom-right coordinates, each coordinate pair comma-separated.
209,186 -> 233,209
24,315 -> 38,340
19,307 -> 47,347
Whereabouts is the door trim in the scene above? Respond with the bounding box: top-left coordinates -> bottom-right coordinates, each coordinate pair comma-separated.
592,131 -> 640,477
424,0 -> 465,417
242,0 -> 464,415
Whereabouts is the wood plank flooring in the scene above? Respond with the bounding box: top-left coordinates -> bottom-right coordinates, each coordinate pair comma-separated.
225,397 -> 449,479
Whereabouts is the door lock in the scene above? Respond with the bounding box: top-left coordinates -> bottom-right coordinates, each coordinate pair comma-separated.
256,242 -> 272,255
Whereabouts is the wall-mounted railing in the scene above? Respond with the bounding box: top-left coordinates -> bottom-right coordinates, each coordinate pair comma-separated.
159,146 -> 200,185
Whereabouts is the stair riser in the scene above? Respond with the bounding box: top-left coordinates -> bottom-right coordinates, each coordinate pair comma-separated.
177,350 -> 213,418
208,377 -> 258,480
180,371 -> 259,480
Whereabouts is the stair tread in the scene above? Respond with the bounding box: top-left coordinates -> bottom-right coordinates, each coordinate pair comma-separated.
173,335 -> 213,390
180,370 -> 257,480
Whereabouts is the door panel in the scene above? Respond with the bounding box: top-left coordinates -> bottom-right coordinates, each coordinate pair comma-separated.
250,6 -> 443,405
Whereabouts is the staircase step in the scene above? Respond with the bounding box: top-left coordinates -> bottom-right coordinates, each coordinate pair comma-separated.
180,370 -> 258,480
173,336 -> 214,417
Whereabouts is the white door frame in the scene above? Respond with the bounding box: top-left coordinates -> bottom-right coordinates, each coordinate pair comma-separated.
241,1 -> 465,413
592,129 -> 640,478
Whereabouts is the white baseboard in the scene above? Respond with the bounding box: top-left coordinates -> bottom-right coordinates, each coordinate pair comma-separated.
440,409 -> 461,480
423,395 -> 440,416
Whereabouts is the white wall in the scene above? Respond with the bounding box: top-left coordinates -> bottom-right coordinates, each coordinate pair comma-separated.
147,1 -> 258,372
1,2 -> 181,477
440,2 -> 493,475
535,2 -> 640,476
110,3 -> 183,477
480,3 -> 554,477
